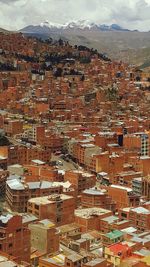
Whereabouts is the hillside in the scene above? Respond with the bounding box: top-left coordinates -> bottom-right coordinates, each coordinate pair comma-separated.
20,21 -> 150,65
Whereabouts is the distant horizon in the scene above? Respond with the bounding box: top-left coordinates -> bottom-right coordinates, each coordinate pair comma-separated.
0,0 -> 150,32
0,20 -> 150,33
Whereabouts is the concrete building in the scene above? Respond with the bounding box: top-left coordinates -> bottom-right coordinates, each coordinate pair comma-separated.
29,219 -> 59,255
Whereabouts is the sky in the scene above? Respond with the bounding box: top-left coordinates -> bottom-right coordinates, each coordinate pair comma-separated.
0,0 -> 150,31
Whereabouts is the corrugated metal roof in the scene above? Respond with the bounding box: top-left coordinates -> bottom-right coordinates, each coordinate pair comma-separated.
6,179 -> 25,190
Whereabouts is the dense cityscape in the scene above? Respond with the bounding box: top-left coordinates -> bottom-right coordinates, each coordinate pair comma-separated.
0,25 -> 150,267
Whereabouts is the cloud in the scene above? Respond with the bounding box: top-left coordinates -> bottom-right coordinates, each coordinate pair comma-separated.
0,0 -> 150,31
0,0 -> 20,3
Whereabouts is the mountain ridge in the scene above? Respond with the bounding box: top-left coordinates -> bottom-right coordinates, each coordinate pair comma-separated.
20,20 -> 138,33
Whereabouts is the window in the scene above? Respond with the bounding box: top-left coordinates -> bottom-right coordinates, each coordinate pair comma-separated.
57,217 -> 61,223
16,228 -> 21,233
34,204 -> 39,210
121,213 -> 127,218
9,243 -> 13,248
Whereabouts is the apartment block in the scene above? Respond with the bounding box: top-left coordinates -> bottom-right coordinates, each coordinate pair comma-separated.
27,194 -> 75,226
0,214 -> 30,263
81,187 -> 116,212
29,219 -> 59,255
64,170 -> 96,194
6,178 -> 63,212
108,185 -> 140,210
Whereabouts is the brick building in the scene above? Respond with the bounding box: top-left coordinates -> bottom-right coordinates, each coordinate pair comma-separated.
0,145 -> 51,165
107,185 -> 140,210
119,207 -> 150,232
6,178 -> 63,212
64,170 -> 96,194
28,194 -> 75,226
0,214 -> 30,263
75,207 -> 112,232
3,119 -> 23,137
81,187 -> 116,212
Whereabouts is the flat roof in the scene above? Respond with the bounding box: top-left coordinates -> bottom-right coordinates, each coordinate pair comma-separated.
134,248 -> 150,257
105,230 -> 123,240
110,185 -> 132,192
57,223 -> 80,234
75,207 -> 110,219
41,254 -> 65,266
28,194 -> 73,205
83,188 -> 106,196
30,219 -> 55,229
6,179 -> 64,191
101,216 -> 118,223
22,213 -> 38,224
71,170 -> 93,177
85,258 -> 106,266
122,227 -> 137,234
132,207 -> 150,214
0,260 -> 18,267
0,214 -> 13,224
31,159 -> 45,165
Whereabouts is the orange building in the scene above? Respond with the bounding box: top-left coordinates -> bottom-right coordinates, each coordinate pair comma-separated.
81,187 -> 116,212
3,119 -> 23,136
64,170 -> 96,194
107,185 -> 140,211
75,207 -> 112,232
6,178 -> 63,212
0,214 -> 30,263
28,194 -> 75,226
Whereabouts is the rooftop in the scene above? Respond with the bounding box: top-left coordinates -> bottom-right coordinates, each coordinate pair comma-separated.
6,179 -> 65,190
122,227 -> 137,234
0,214 -> 13,224
85,258 -> 106,266
41,254 -> 65,266
0,256 -> 18,267
110,184 -> 132,192
31,219 -> 55,229
75,207 -> 110,219
28,194 -> 73,205
82,187 -> 106,196
105,230 -> 124,240
101,215 -> 118,223
108,242 -> 129,254
131,207 -> 150,214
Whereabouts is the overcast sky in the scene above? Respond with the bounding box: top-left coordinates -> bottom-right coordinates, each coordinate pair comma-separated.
0,0 -> 150,31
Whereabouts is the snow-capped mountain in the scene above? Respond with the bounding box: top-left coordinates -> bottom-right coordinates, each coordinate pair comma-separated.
40,21 -> 63,29
64,20 -> 98,30
20,20 -> 133,34
20,20 -> 98,33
